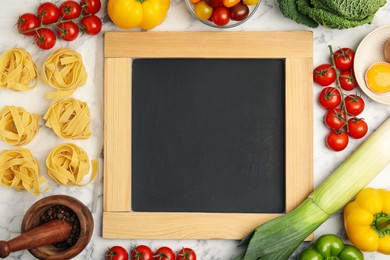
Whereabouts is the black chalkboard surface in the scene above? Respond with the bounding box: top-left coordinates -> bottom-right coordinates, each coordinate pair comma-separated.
132,58 -> 285,214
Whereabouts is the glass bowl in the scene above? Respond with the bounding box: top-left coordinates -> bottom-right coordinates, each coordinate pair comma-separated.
184,0 -> 261,29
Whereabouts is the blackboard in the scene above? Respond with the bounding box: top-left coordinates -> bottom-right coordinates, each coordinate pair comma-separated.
132,58 -> 286,213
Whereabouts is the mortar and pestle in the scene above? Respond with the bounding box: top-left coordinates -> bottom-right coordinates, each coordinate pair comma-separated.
0,195 -> 93,259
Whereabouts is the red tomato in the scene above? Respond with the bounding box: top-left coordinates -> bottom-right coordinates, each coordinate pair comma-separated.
17,13 -> 40,36
345,95 -> 365,116
333,48 -> 355,71
347,118 -> 368,139
176,248 -> 197,260
38,2 -> 60,24
105,246 -> 129,260
212,6 -> 231,26
59,1 -> 82,19
339,70 -> 358,91
313,64 -> 336,86
326,131 -> 349,152
205,0 -> 222,8
318,87 -> 341,110
57,21 -> 79,41
34,28 -> 56,50
230,3 -> 249,21
131,245 -> 153,260
80,15 -> 102,35
324,108 -> 346,130
154,247 -> 175,260
80,0 -> 101,14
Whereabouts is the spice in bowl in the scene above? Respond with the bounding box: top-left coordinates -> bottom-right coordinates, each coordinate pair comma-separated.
39,205 -> 80,249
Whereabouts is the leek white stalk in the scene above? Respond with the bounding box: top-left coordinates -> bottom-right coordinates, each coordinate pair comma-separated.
240,118 -> 390,259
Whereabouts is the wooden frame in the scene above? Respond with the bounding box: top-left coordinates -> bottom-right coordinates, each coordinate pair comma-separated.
103,32 -> 313,240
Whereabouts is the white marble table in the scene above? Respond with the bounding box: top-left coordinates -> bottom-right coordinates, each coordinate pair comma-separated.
1,0 -> 390,259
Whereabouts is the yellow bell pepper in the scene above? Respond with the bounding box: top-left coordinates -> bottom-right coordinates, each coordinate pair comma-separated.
344,188 -> 390,254
107,0 -> 170,30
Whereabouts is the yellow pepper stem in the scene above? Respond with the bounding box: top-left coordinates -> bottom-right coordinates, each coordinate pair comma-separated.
372,212 -> 390,237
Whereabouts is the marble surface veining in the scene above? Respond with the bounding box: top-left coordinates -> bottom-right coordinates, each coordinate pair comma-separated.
1,0 -> 390,259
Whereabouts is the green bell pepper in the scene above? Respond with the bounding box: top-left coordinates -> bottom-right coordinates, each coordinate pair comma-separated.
298,234 -> 364,260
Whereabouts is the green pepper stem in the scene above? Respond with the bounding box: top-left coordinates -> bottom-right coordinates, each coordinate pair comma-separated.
372,212 -> 390,237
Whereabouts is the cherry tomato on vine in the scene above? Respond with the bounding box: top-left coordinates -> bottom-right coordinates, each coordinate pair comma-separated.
222,0 -> 240,8
177,248 -> 197,260
105,246 -> 129,260
326,131 -> 349,151
80,15 -> 102,35
56,21 -> 79,41
59,1 -> 82,20
131,245 -> 153,260
154,247 -> 175,260
345,95 -> 365,116
339,69 -> 358,91
80,0 -> 101,15
313,64 -> 336,86
231,3 -> 249,21
324,108 -> 346,130
194,1 -> 213,20
318,87 -> 341,110
34,28 -> 56,50
17,13 -> 40,36
347,118 -> 368,139
38,2 -> 60,25
212,6 -> 230,26
333,48 -> 355,71
205,0 -> 222,8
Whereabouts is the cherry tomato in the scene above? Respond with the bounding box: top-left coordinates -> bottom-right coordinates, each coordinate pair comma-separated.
57,21 -> 79,41
326,131 -> 349,152
34,28 -> 56,50
59,1 -> 82,20
131,245 -> 153,260
345,95 -> 365,116
105,246 -> 129,260
339,69 -> 358,91
80,15 -> 102,35
324,108 -> 346,130
223,0 -> 240,7
17,13 -> 40,36
318,87 -> 341,110
230,3 -> 249,21
191,0 -> 201,4
212,6 -> 230,26
38,2 -> 60,25
347,118 -> 368,139
177,248 -> 197,260
154,247 -> 175,260
80,0 -> 101,15
194,1 -> 213,20
205,0 -> 222,8
313,64 -> 336,86
333,48 -> 355,71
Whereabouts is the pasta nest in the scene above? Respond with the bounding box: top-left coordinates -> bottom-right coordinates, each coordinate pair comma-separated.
42,48 -> 87,99
0,148 -> 48,195
46,143 -> 97,186
0,106 -> 40,146
0,48 -> 39,91
44,98 -> 91,139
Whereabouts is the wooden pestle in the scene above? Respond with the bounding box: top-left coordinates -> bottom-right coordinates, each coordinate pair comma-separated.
0,219 -> 72,258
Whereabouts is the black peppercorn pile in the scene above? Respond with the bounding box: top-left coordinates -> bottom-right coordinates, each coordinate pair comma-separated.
39,205 -> 81,249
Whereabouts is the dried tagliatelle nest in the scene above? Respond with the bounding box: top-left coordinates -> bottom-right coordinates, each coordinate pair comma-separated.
42,48 -> 87,99
44,98 -> 91,139
46,143 -> 97,186
0,48 -> 38,91
0,148 -> 48,195
0,106 -> 40,146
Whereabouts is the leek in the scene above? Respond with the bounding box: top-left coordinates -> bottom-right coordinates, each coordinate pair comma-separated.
239,117 -> 390,259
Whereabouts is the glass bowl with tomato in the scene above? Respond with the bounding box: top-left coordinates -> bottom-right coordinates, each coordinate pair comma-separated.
184,0 -> 260,28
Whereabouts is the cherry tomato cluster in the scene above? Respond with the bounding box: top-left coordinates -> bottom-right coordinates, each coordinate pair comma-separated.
314,47 -> 368,152
17,0 -> 102,50
105,245 -> 197,260
191,0 -> 258,26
